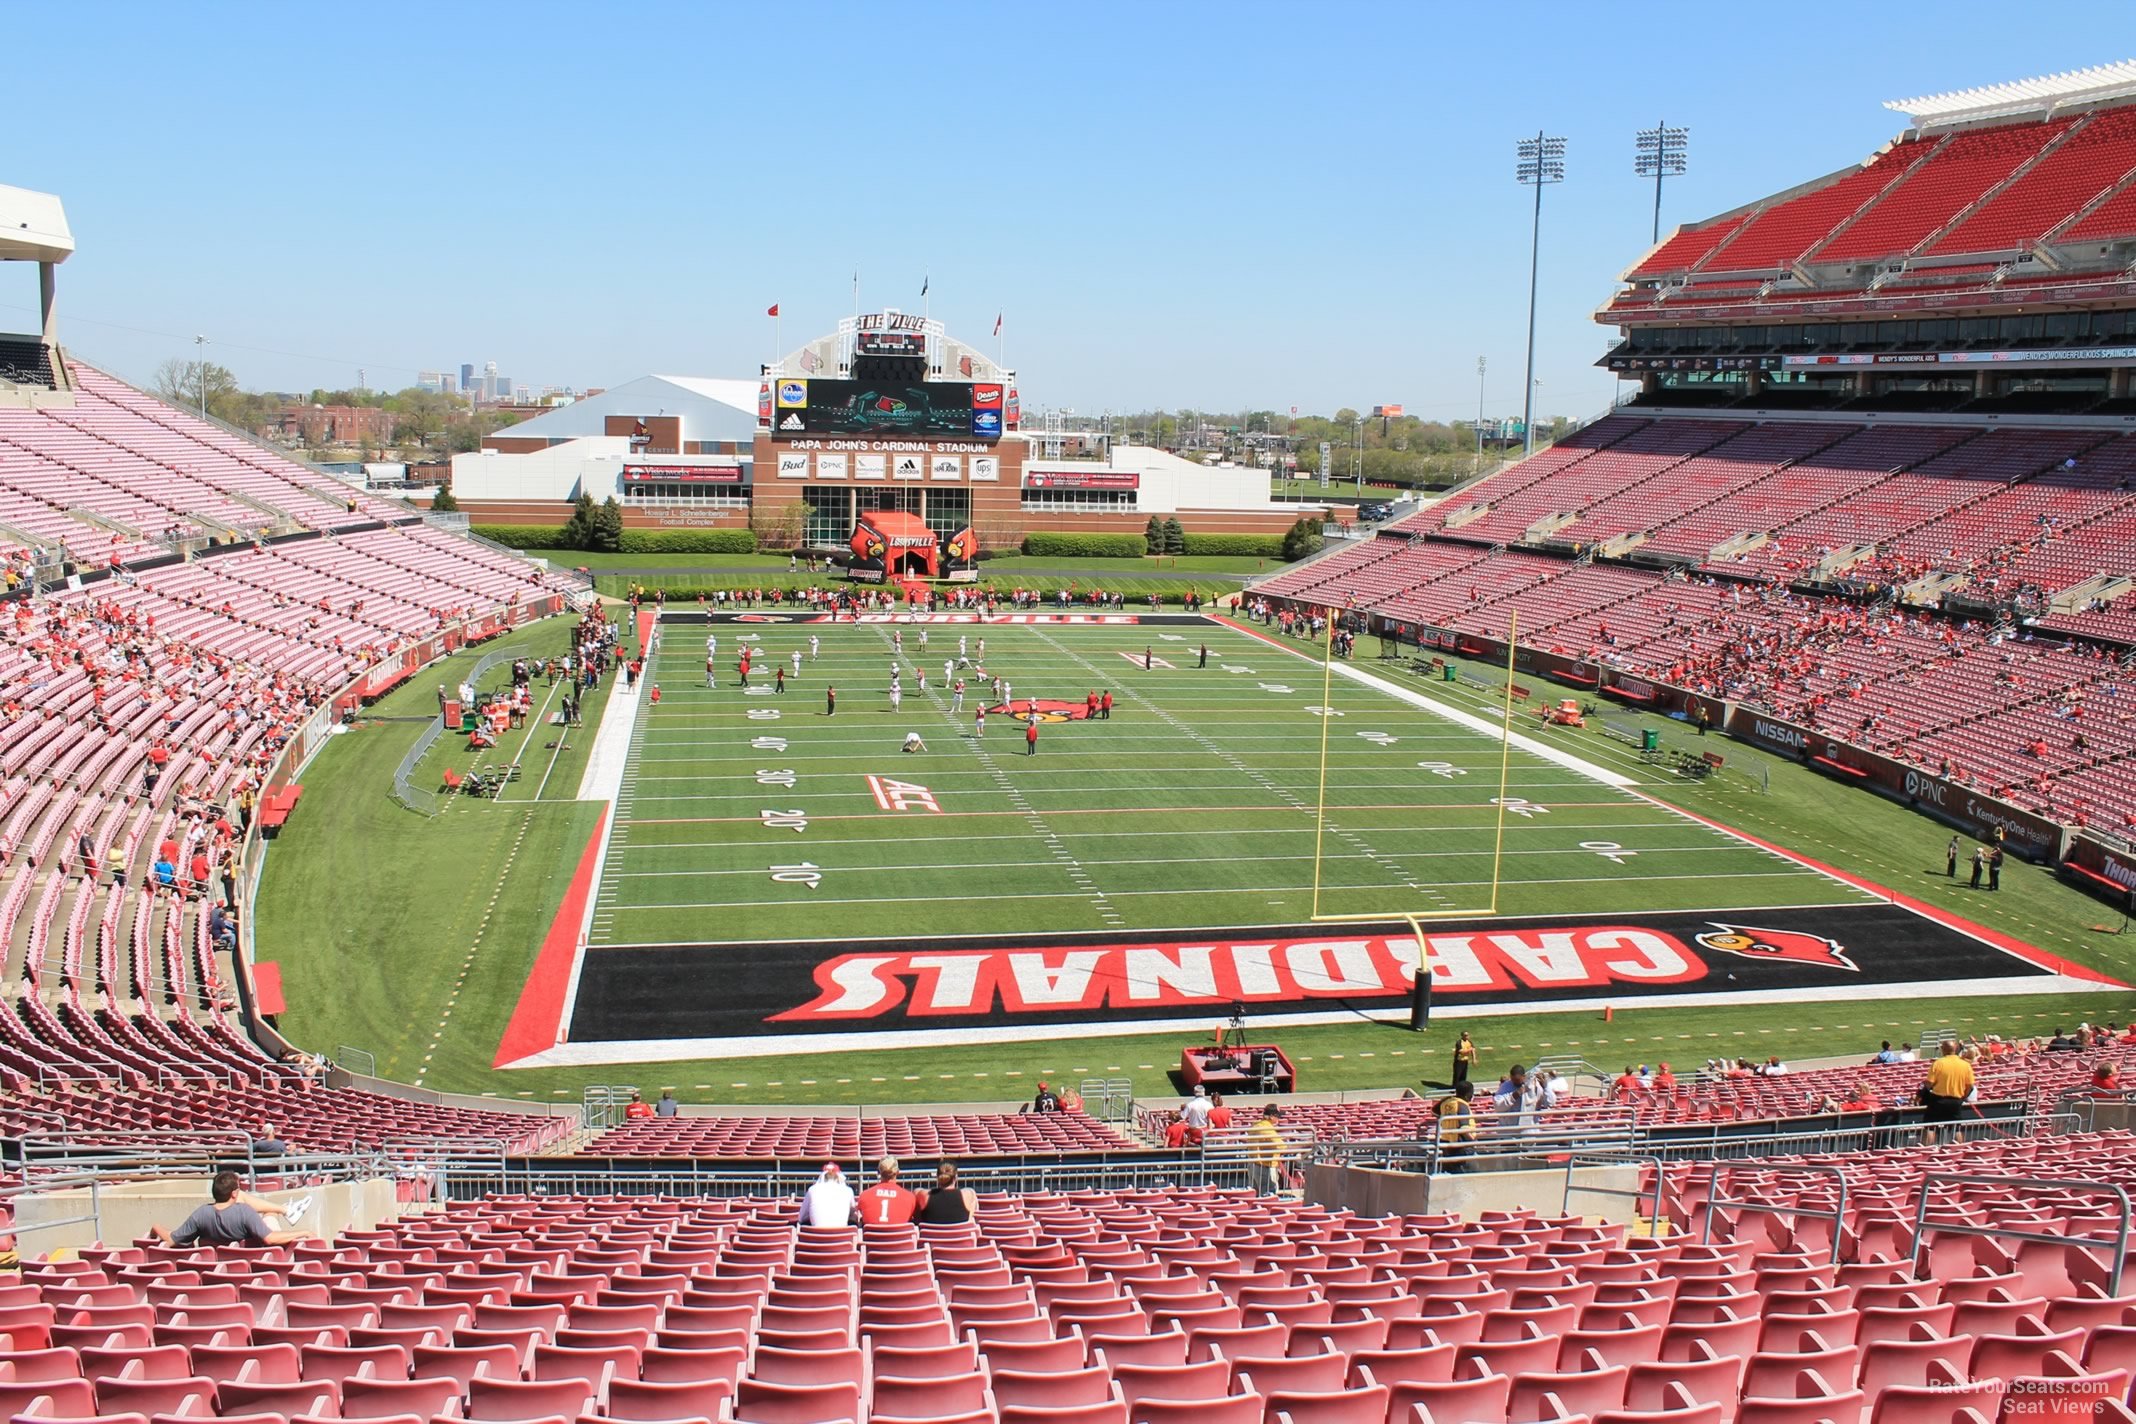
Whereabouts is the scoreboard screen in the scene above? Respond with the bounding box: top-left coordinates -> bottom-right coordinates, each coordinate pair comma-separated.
855,328 -> 928,358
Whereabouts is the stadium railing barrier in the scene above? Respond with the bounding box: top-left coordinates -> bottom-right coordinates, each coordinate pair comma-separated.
1560,1151 -> 1668,1224
1078,1078 -> 1137,1125
390,642 -> 545,816
434,1150 -> 1262,1202
1909,1172 -> 2130,1293
334,1044 -> 377,1078
1701,1161 -> 1848,1264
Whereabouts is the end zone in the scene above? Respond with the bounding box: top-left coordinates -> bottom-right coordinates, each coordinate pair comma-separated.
497,895 -> 2117,1068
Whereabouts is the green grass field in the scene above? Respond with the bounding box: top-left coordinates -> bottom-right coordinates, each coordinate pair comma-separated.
597,620 -> 1853,950
255,614 -> 2136,1109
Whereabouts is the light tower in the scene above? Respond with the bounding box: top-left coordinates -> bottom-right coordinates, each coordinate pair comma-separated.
1635,122 -> 1689,244
1515,132 -> 1566,459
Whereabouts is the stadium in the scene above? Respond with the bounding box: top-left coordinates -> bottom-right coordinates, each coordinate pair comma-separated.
8,47 -> 2136,1424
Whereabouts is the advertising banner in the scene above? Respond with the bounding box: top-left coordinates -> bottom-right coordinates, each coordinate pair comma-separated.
621,462 -> 743,484
1725,708 -> 2063,860
854,454 -> 887,481
2065,835 -> 2136,905
776,452 -> 810,480
931,455 -> 962,482
1025,469 -> 1141,490
970,456 -> 999,482
892,454 -> 925,481
814,453 -> 847,481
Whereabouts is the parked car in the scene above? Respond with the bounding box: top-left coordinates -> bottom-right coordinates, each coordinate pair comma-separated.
1357,501 -> 1394,522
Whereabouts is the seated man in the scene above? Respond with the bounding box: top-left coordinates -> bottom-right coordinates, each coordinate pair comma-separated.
152,1170 -> 312,1247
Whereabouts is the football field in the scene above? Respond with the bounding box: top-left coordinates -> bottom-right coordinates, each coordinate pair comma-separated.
591,616 -> 1857,948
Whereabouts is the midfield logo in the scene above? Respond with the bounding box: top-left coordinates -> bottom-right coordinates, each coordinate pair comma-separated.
987,698 -> 1094,723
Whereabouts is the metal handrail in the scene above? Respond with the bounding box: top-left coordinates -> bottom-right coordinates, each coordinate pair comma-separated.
1562,1152 -> 1668,1229
1702,1161 -> 1849,1264
1909,1173 -> 2132,1295
392,643 -> 537,816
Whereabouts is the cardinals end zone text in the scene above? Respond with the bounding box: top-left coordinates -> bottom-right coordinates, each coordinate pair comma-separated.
558,902 -> 2072,1048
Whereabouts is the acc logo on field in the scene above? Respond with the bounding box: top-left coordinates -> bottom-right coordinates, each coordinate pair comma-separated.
1694,923 -> 1858,973
776,380 -> 808,408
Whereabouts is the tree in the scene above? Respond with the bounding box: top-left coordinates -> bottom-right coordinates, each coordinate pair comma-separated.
560,493 -> 597,550
1281,516 -> 1323,562
1161,517 -> 1186,555
429,481 -> 459,513
1144,515 -> 1165,555
151,358 -> 240,419
391,388 -> 454,448
591,496 -> 625,553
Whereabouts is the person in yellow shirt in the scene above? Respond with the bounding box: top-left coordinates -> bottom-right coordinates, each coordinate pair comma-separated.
1920,1039 -> 1974,1144
1246,1104 -> 1286,1197
1435,1082 -> 1476,1173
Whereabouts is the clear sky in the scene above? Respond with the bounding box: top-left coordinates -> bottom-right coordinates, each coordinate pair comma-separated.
6,4 -> 2130,423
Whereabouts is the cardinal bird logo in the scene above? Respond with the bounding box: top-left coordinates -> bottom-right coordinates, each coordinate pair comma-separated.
1694,923 -> 1858,973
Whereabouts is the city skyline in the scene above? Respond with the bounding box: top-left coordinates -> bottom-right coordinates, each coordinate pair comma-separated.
4,2 -> 2130,423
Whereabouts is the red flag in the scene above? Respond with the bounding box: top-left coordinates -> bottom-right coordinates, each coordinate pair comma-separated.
766,303 -> 780,317
992,313 -> 1002,336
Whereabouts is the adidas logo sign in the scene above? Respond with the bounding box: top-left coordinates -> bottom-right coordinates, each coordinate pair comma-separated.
779,413 -> 804,430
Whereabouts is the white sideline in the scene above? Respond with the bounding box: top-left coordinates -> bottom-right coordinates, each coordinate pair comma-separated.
506,970 -> 2109,1067
576,678 -> 640,803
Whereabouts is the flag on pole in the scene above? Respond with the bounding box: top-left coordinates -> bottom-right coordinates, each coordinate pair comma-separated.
920,276 -> 929,298
766,303 -> 780,317
992,313 -> 1003,336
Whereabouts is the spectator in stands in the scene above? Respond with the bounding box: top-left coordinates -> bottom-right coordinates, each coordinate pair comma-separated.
1493,1064 -> 1557,1130
858,1158 -> 919,1227
1921,1039 -> 1975,1144
1206,1092 -> 1232,1131
1028,1082 -> 1061,1114
207,902 -> 237,954
1899,1043 -> 1919,1062
1612,1066 -> 1642,1100
623,1091 -> 654,1120
1653,1062 -> 1676,1094
1435,1083 -> 1475,1173
655,1090 -> 678,1118
798,1162 -> 856,1227
2048,1028 -> 2084,1051
151,1171 -> 312,1247
1758,1056 -> 1790,1076
917,1160 -> 976,1224
251,1123 -> 287,1158
1246,1104 -> 1285,1196
2093,1061 -> 2121,1093
1181,1086 -> 1213,1132
1872,1041 -> 1900,1065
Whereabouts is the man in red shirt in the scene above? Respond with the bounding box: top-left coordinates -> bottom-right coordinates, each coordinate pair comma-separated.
623,1091 -> 654,1120
859,1158 -> 918,1226
1613,1066 -> 1642,1100
1206,1092 -> 1233,1131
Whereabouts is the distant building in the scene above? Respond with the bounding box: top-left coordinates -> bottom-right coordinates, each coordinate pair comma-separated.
261,403 -> 394,447
417,370 -> 445,393
440,374 -> 457,395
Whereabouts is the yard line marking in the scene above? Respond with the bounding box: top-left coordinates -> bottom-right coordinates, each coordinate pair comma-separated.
1034,629 -> 1453,910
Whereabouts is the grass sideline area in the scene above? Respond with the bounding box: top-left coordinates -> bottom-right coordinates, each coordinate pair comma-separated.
254,613 -> 2136,1110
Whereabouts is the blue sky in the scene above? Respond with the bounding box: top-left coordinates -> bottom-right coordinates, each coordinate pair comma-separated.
7,4 -> 2131,422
